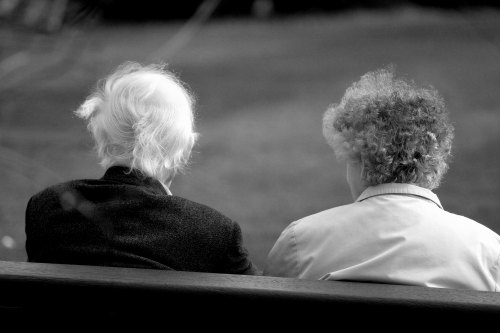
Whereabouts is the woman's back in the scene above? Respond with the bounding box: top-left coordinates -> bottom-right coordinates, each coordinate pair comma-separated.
265,68 -> 500,290
267,183 -> 500,290
26,166 -> 257,274
24,62 -> 258,275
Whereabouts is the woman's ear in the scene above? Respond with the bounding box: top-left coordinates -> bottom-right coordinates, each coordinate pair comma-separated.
346,161 -> 367,201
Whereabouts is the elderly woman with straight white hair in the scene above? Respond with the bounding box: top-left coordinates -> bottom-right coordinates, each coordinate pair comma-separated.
25,61 -> 258,275
264,68 -> 500,291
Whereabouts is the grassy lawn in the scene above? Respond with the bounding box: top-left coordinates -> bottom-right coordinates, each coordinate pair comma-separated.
1,6 -> 499,269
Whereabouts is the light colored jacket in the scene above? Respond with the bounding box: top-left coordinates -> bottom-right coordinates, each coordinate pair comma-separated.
265,183 -> 500,291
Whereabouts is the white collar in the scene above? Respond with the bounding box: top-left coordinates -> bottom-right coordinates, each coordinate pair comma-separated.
161,183 -> 173,196
356,183 -> 443,209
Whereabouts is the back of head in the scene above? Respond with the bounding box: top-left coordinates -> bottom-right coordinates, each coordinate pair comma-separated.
75,61 -> 198,183
323,67 -> 454,190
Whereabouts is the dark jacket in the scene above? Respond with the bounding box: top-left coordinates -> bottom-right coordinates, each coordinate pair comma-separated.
25,166 -> 258,275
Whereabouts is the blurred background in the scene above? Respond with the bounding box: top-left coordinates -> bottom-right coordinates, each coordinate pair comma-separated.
0,0 -> 499,269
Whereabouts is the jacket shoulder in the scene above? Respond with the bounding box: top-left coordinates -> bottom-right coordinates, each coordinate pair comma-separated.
167,196 -> 236,227
292,202 -> 358,228
27,179 -> 95,208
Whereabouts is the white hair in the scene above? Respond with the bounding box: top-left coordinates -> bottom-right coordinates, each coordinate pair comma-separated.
75,61 -> 198,183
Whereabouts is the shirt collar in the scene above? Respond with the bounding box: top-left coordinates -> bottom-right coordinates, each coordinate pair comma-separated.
356,183 -> 443,209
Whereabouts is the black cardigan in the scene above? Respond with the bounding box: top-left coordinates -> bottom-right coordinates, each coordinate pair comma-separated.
25,166 -> 258,275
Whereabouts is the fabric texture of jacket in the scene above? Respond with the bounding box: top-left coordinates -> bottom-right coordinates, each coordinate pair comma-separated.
264,183 -> 500,291
25,166 -> 257,275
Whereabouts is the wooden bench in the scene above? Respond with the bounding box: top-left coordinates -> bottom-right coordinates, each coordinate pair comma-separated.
0,260 -> 498,328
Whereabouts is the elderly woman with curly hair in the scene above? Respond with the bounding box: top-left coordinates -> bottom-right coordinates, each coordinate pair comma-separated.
25,61 -> 258,275
265,68 -> 500,291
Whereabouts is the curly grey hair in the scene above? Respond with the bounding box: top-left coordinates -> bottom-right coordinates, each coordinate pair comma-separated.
323,67 -> 454,190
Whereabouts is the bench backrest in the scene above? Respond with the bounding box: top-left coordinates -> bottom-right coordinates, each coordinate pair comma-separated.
0,260 -> 498,327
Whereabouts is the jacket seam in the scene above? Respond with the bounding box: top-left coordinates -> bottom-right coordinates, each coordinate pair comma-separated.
289,223 -> 300,278
492,252 -> 500,292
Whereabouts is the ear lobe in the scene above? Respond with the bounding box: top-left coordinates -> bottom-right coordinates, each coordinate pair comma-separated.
346,161 -> 367,201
